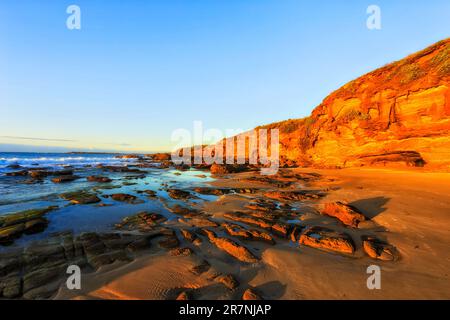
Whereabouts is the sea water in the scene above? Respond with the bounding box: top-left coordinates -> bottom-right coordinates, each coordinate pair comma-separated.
0,152 -> 215,249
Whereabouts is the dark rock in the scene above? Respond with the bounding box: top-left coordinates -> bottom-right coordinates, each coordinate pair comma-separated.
146,153 -> 172,161
0,256 -> 23,277
51,175 -> 79,183
87,175 -> 112,183
0,206 -> 57,228
158,234 -> 180,249
193,187 -> 231,195
180,229 -> 202,245
189,260 -> 211,275
5,170 -> 28,176
23,263 -> 67,293
115,212 -> 167,231
168,189 -> 194,200
210,164 -> 250,175
87,250 -> 130,269
6,164 -> 22,169
60,191 -> 101,204
0,224 -> 26,245
264,190 -> 324,201
111,193 -> 137,203
143,190 -> 157,197
23,218 -> 49,235
170,247 -> 193,256
0,275 -> 22,298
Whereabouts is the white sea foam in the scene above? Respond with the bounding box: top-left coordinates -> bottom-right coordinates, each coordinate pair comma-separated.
0,153 -> 136,171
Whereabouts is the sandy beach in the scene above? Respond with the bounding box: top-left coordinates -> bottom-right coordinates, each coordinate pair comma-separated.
52,168 -> 450,300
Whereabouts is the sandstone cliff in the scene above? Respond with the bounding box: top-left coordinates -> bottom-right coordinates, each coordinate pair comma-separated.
257,38 -> 450,169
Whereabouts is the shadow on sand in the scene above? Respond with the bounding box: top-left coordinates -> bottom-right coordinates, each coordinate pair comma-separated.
349,196 -> 390,219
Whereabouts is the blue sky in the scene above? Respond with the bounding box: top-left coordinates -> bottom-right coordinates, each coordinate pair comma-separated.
1,0 -> 449,153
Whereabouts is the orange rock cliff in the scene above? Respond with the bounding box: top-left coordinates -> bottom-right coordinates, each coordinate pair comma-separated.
252,38 -> 450,170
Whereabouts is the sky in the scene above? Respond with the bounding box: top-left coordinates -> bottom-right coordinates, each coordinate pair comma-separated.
1,0 -> 449,153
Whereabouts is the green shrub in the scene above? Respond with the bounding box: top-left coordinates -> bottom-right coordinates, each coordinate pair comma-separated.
342,109 -> 370,122
399,63 -> 425,84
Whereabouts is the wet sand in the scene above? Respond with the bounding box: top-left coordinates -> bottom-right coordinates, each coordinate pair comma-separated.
54,168 -> 450,300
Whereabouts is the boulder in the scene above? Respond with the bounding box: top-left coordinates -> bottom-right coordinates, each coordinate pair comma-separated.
202,229 -> 259,263
271,222 -> 292,238
242,288 -> 262,300
362,236 -> 400,261
168,189 -> 194,200
322,202 -> 367,228
143,190 -> 157,197
176,291 -> 189,300
29,170 -> 50,179
111,193 -> 137,202
299,226 -> 355,255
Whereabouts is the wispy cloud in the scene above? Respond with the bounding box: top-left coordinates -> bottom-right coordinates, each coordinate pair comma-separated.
0,136 -> 77,142
0,136 -> 134,149
112,143 -> 131,147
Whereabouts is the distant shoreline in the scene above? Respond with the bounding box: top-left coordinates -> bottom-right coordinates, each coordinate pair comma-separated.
0,151 -> 125,155
66,151 -> 123,155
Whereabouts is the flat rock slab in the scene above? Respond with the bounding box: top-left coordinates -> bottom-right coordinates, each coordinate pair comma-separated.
299,226 -> 355,255
60,191 -> 101,204
51,175 -> 80,183
322,202 -> 367,228
202,229 -> 259,263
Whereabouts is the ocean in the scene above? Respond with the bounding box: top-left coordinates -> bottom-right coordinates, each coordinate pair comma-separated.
0,152 -> 214,249
0,152 -> 131,173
